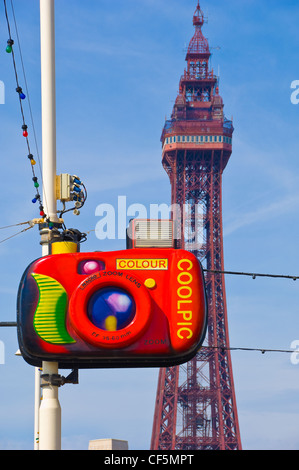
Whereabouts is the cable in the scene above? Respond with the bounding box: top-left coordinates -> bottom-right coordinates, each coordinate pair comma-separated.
59,182 -> 88,220
204,269 -> 299,281
204,346 -> 295,355
61,228 -> 87,244
0,221 -> 32,230
0,224 -> 34,244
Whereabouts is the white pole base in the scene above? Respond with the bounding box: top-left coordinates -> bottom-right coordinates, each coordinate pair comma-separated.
39,362 -> 61,450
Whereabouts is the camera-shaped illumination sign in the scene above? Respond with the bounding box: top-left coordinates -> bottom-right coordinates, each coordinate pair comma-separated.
17,249 -> 207,369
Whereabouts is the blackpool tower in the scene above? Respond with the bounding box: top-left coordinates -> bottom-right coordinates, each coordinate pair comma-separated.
150,3 -> 242,450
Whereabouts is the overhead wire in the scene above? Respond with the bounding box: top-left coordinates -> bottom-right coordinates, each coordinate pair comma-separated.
0,224 -> 34,244
0,221 -> 32,230
204,346 -> 296,355
203,269 -> 299,281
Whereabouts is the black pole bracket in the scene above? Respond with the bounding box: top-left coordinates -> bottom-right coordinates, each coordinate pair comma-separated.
41,369 -> 79,388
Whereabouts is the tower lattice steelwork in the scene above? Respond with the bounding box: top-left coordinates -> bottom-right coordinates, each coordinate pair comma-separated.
151,3 -> 242,450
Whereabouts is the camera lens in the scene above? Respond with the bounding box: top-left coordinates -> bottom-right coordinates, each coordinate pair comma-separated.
87,287 -> 136,332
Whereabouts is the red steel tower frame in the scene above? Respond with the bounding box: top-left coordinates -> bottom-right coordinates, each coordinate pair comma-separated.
151,3 -> 242,450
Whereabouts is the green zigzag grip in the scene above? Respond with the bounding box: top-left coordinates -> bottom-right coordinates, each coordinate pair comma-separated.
32,273 -> 76,345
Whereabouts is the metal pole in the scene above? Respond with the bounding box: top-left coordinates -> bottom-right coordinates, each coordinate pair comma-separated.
40,0 -> 58,223
38,0 -> 61,451
39,362 -> 61,450
34,367 -> 41,450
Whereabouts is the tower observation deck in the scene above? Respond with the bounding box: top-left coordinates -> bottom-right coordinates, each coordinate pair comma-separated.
150,2 -> 242,450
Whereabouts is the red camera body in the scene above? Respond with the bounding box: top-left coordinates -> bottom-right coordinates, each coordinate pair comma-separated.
17,249 -> 207,369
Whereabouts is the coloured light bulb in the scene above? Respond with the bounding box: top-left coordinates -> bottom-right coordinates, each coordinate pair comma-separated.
22,125 -> 28,137
16,87 -> 26,100
39,204 -> 45,218
33,177 -> 39,188
6,39 -> 13,53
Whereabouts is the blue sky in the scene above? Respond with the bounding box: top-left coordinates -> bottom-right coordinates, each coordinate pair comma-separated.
0,0 -> 299,450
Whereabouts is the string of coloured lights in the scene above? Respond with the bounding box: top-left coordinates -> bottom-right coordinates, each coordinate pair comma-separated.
3,0 -> 53,228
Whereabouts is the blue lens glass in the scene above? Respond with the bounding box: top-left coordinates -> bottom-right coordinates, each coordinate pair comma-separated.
87,287 -> 136,331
